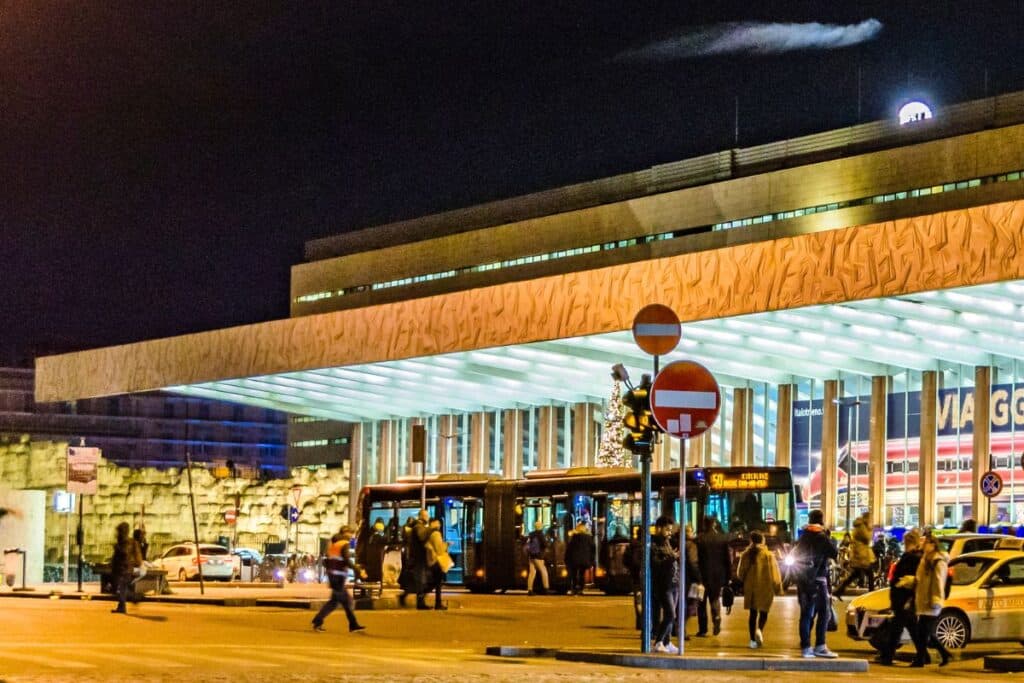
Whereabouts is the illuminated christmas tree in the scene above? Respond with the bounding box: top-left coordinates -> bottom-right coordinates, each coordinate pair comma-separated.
596,379 -> 632,467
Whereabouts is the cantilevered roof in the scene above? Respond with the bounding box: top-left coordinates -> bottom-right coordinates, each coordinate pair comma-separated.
36,200 -> 1024,416
165,281 -> 1024,421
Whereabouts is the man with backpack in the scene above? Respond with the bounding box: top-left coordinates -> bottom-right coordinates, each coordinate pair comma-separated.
525,521 -> 549,595
793,509 -> 838,658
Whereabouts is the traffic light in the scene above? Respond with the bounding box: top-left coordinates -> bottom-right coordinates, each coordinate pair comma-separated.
622,374 -> 658,455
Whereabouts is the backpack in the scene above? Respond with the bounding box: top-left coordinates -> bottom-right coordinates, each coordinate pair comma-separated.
526,533 -> 543,557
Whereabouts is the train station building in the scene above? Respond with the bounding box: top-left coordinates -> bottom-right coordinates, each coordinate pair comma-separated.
36,91 -> 1024,531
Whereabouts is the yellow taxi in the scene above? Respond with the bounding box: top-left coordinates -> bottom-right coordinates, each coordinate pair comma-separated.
847,548 -> 1024,651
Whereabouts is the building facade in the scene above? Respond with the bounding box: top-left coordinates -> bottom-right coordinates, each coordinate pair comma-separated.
35,91 -> 1024,530
1,367 -> 288,473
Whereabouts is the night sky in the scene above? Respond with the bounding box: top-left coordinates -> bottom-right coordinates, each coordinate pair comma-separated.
4,3 -> 1024,364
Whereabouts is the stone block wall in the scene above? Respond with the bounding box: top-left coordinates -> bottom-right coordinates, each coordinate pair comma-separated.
0,436 -> 351,564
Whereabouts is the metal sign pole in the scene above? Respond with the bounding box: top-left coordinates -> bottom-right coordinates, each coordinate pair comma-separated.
677,437 -> 687,656
185,450 -> 205,595
76,494 -> 83,593
640,447 -> 652,652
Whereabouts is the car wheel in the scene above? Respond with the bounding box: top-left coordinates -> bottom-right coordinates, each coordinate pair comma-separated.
178,568 -> 188,582
934,610 -> 969,650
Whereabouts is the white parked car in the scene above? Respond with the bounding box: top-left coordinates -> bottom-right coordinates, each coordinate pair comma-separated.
154,543 -> 234,582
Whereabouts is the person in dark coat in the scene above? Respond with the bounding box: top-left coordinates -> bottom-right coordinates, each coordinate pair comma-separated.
397,514 -> 425,607
565,521 -> 596,595
110,522 -> 142,614
132,528 -> 149,562
650,515 -> 681,653
793,509 -> 839,658
696,516 -> 731,636
876,529 -> 922,665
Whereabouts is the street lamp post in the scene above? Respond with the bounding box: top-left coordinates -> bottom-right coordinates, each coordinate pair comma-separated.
833,398 -> 861,529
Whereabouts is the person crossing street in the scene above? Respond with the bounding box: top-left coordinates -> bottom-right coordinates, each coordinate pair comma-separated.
312,526 -> 365,633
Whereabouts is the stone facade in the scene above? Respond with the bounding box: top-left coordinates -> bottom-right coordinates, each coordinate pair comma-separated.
0,436 -> 351,564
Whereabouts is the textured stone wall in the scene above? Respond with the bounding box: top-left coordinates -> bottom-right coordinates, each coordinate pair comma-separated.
0,436 -> 351,564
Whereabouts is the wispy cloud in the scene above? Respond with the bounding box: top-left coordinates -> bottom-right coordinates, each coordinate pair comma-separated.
614,19 -> 883,63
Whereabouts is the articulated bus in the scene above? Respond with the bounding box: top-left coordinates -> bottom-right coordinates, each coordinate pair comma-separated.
355,466 -> 797,594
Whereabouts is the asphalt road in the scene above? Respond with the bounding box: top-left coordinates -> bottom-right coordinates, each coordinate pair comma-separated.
0,588 -> 1018,682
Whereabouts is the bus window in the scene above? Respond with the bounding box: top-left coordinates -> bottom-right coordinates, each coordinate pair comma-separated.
604,495 -> 636,542
714,491 -> 793,542
520,498 -> 553,540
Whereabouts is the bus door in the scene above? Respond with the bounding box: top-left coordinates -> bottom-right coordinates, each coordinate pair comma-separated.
520,496 -> 554,585
441,496 -> 477,585
597,493 -> 641,594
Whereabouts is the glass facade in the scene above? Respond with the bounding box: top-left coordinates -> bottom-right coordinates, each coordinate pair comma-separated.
357,359 -> 1024,532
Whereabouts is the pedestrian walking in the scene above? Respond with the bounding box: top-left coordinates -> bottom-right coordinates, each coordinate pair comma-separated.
834,512 -> 875,598
565,521 -> 595,595
109,522 -> 142,614
682,524 -> 702,639
524,520 -> 549,595
423,517 -> 451,610
312,526 -> 365,633
792,509 -> 839,658
912,533 -> 951,667
650,515 -> 681,654
736,531 -> 783,649
876,529 -> 922,665
695,516 -> 731,636
398,513 -> 428,608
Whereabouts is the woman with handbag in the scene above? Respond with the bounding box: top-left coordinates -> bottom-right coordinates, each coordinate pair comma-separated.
912,533 -> 951,667
736,531 -> 783,649
425,518 -> 452,610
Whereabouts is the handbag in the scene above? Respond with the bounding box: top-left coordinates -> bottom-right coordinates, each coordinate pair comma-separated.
827,601 -> 839,632
721,584 -> 734,613
437,552 -> 454,573
687,583 -> 705,601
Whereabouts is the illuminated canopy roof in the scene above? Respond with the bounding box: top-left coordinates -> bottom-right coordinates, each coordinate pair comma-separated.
35,200 -> 1024,418
166,280 -> 1024,421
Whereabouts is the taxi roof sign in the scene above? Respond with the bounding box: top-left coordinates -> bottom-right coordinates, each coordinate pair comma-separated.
632,304 -> 681,356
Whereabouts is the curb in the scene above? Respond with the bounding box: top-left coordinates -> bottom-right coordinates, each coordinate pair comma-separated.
985,654 -> 1024,672
0,590 -> 447,612
487,646 -> 868,673
485,646 -> 558,658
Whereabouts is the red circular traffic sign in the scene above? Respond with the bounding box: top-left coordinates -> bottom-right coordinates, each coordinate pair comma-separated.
632,304 -> 681,356
650,360 -> 721,439
224,509 -> 237,525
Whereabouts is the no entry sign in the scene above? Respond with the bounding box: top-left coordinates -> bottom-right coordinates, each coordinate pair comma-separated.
650,361 -> 721,439
632,304 -> 681,356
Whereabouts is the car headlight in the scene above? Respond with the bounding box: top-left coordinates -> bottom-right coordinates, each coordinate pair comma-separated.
302,569 -> 315,581
784,555 -> 795,567
274,569 -> 284,580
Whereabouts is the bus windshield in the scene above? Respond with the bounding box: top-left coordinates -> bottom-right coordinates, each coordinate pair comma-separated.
706,490 -> 794,541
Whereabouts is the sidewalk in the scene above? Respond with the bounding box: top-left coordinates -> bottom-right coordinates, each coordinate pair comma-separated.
0,581 -> 411,610
487,645 -> 869,673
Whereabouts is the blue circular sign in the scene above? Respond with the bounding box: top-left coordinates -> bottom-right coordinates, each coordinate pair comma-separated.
981,471 -> 1003,498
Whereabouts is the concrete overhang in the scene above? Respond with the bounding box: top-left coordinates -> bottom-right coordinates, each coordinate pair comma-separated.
36,200 -> 1024,419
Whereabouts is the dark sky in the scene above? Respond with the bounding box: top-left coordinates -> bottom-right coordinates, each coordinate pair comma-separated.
3,3 -> 1024,364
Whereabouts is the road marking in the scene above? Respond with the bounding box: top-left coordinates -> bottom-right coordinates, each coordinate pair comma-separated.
0,651 -> 96,669
158,648 -> 281,668
79,650 -> 189,668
